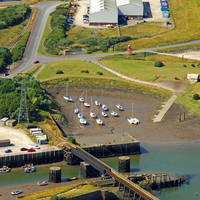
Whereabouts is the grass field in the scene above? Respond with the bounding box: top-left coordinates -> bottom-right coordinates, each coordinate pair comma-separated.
127,0 -> 200,49
21,183 -> 100,200
100,54 -> 200,82
177,83 -> 200,116
37,60 -> 171,99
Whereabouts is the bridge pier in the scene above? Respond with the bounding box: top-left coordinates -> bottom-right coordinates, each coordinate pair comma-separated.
80,161 -> 100,178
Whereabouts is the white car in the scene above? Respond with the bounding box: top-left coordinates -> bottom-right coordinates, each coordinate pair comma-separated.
128,118 -> 140,125
11,190 -> 22,195
31,145 -> 40,149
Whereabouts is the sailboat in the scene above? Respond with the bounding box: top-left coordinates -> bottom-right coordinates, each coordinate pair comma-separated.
101,111 -> 108,118
63,83 -> 73,102
102,104 -> 108,111
79,91 -> 85,103
79,103 -> 87,125
90,98 -> 96,118
116,104 -> 124,111
110,105 -> 119,117
84,90 -> 91,108
96,118 -> 103,125
95,99 -> 101,107
128,104 -> 140,125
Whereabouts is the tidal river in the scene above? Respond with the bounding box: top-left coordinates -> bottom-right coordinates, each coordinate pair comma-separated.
0,142 -> 200,200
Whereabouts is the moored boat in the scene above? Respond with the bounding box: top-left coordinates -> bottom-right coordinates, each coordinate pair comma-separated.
111,111 -> 119,117
101,111 -> 108,118
37,180 -> 48,186
95,100 -> 101,107
102,104 -> 108,111
80,117 -> 87,125
79,97 -> 84,103
96,118 -> 103,125
90,111 -> 96,118
128,117 -> 140,125
74,108 -> 79,114
24,166 -> 36,173
116,104 -> 124,111
63,96 -> 73,102
84,102 -> 90,108
0,166 -> 10,173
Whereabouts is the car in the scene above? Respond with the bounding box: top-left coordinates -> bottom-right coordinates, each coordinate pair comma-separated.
4,149 -> 12,153
83,14 -> 89,19
33,60 -> 39,64
4,72 -> 9,77
31,145 -> 40,149
11,190 -> 22,195
83,19 -> 89,24
20,147 -> 28,151
27,148 -> 36,152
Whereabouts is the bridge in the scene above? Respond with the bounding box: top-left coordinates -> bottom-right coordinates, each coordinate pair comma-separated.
52,116 -> 159,200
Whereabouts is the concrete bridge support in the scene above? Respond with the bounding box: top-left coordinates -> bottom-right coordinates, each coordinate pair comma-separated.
80,162 -> 100,178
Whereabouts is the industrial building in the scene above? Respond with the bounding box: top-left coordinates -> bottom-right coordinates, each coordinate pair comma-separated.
89,0 -> 118,25
89,0 -> 143,25
117,0 -> 143,18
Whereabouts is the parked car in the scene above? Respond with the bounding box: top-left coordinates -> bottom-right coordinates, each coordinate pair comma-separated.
4,149 -> 12,153
83,19 -> 89,24
27,148 -> 36,152
83,14 -> 89,19
31,145 -> 40,149
11,190 -> 22,195
20,147 -> 28,151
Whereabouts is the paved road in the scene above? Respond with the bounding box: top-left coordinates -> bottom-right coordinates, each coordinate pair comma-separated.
10,1 -> 200,78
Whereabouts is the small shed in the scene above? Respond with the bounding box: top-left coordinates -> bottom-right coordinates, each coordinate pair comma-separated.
0,117 -> 9,125
187,74 -> 199,83
0,139 -> 10,147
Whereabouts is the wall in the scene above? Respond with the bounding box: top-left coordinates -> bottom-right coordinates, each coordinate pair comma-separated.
0,149 -> 63,168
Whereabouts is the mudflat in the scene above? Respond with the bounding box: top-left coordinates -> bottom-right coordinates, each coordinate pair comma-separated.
45,85 -> 200,144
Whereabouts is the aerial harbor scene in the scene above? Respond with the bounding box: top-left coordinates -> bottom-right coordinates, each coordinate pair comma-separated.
0,0 -> 200,199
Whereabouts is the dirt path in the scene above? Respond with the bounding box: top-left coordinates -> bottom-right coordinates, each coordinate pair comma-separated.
33,64 -> 46,78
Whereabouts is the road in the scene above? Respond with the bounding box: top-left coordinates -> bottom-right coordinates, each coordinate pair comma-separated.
10,2 -> 200,78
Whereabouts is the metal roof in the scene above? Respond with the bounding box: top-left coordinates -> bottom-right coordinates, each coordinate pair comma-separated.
117,0 -> 143,16
89,0 -> 118,24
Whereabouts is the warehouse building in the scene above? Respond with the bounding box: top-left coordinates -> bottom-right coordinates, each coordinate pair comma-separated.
117,0 -> 143,18
89,0 -> 118,25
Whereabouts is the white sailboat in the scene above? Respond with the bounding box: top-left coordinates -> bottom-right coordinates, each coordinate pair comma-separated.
79,91 -> 85,103
84,90 -> 91,108
116,104 -> 124,111
95,100 -> 101,107
101,111 -> 108,118
128,104 -> 140,125
79,104 -> 87,125
111,111 -> 119,117
102,104 -> 108,111
63,83 -> 73,102
90,98 -> 96,118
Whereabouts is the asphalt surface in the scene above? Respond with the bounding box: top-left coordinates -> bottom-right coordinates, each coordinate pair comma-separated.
10,1 -> 200,78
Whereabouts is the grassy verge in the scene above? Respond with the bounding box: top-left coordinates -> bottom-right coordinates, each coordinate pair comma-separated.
21,183 -> 100,200
177,83 -> 200,116
38,16 -> 53,56
100,54 -> 199,82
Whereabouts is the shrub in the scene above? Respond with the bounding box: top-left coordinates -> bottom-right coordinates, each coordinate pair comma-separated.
67,136 -> 77,144
191,64 -> 196,67
0,47 -> 12,72
174,77 -> 180,80
193,93 -> 200,100
56,70 -> 64,74
154,61 -> 164,67
197,63 -> 200,68
97,71 -> 103,75
81,70 -> 89,73
183,64 -> 187,67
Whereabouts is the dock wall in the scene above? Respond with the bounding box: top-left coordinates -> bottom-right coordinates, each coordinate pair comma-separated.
0,149 -> 63,168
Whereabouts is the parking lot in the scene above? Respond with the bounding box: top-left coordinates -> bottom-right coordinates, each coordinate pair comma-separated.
0,126 -> 49,156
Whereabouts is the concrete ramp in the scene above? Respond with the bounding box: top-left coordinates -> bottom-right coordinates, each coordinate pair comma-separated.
153,94 -> 177,122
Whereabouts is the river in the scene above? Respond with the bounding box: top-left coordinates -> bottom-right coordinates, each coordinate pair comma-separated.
0,142 -> 199,200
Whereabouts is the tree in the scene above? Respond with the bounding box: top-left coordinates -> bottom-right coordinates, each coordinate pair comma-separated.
193,93 -> 200,100
154,61 -> 164,67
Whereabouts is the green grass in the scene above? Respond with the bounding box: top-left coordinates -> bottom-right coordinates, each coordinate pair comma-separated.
127,0 -> 200,49
21,183 -> 100,200
100,54 -> 200,82
37,60 -> 119,82
177,83 -> 200,115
